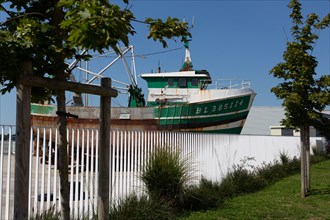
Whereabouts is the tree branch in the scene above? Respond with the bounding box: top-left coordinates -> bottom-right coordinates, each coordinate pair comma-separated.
1,12 -> 47,25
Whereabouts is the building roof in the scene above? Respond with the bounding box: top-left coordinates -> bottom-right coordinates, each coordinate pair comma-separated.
241,106 -> 285,135
241,106 -> 330,136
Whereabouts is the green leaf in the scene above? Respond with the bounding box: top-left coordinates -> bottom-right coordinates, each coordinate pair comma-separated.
145,17 -> 191,48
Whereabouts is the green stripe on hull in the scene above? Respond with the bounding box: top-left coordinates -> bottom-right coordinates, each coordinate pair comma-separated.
158,111 -> 248,126
155,95 -> 251,125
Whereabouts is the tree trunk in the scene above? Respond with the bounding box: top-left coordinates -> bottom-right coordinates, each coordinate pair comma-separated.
305,126 -> 311,192
300,125 -> 310,197
51,1 -> 71,218
300,125 -> 306,197
14,62 -> 32,219
57,91 -> 70,220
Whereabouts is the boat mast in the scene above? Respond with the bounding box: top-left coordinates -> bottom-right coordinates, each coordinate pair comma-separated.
180,37 -> 193,71
66,46 -> 137,106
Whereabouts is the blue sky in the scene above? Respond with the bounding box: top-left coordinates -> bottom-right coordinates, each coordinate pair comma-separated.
0,0 -> 329,125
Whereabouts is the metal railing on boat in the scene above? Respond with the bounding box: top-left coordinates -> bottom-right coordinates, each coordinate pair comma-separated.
210,79 -> 251,90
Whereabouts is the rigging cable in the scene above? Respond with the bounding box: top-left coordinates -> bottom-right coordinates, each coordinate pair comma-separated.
91,47 -> 185,59
136,47 -> 185,58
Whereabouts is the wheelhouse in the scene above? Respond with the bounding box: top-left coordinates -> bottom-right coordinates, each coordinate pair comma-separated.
141,70 -> 213,107
141,70 -> 212,90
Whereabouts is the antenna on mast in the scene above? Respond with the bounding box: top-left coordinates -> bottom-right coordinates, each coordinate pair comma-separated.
157,60 -> 161,73
179,17 -> 194,72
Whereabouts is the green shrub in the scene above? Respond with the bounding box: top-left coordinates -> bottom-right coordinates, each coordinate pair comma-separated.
141,146 -> 193,208
279,152 -> 290,164
182,177 -> 223,211
311,149 -> 330,163
256,155 -> 301,185
109,194 -> 175,220
219,158 -> 267,199
30,206 -> 61,220
256,160 -> 281,183
283,156 -> 300,175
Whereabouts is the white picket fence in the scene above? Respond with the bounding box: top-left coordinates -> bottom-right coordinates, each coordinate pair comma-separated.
0,125 -> 325,219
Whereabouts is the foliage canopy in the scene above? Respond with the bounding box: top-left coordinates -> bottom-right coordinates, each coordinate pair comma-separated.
269,0 -> 330,133
0,0 -> 191,101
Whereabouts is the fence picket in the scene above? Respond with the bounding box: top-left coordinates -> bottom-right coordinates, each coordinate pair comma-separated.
85,129 -> 90,217
74,129 -> 80,218
89,129 -> 95,215
80,129 -> 85,216
0,126 -> 4,219
69,129 -> 74,217
54,129 -> 59,212
46,128 -> 52,210
94,130 -> 99,211
5,128 -> 12,219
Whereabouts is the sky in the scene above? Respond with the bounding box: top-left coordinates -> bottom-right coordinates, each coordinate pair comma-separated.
0,0 -> 329,125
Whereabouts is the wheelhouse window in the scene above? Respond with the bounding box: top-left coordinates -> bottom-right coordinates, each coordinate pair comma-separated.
191,78 -> 198,86
200,80 -> 209,90
168,78 -> 174,86
178,78 -> 187,88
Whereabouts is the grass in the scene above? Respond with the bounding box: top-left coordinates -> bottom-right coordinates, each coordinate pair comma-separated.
180,159 -> 330,220
109,194 -> 175,220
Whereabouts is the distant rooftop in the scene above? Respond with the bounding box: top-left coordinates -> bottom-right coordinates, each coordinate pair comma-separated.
241,106 -> 285,135
242,106 -> 330,136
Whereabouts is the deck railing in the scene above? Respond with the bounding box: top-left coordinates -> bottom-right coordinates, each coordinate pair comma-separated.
0,125 -> 325,219
210,79 -> 252,90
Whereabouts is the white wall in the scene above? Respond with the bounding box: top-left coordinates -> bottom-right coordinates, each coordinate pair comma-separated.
195,134 -> 322,181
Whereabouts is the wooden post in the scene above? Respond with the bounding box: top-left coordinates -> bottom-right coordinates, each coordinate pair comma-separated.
98,78 -> 111,220
14,61 -> 32,219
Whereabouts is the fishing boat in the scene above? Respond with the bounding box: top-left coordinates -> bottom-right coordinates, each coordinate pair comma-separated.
31,42 -> 256,134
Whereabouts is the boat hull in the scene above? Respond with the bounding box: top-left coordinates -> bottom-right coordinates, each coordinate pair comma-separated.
31,93 -> 255,134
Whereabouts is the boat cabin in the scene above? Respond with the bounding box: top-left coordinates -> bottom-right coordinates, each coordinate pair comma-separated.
141,70 -> 212,107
